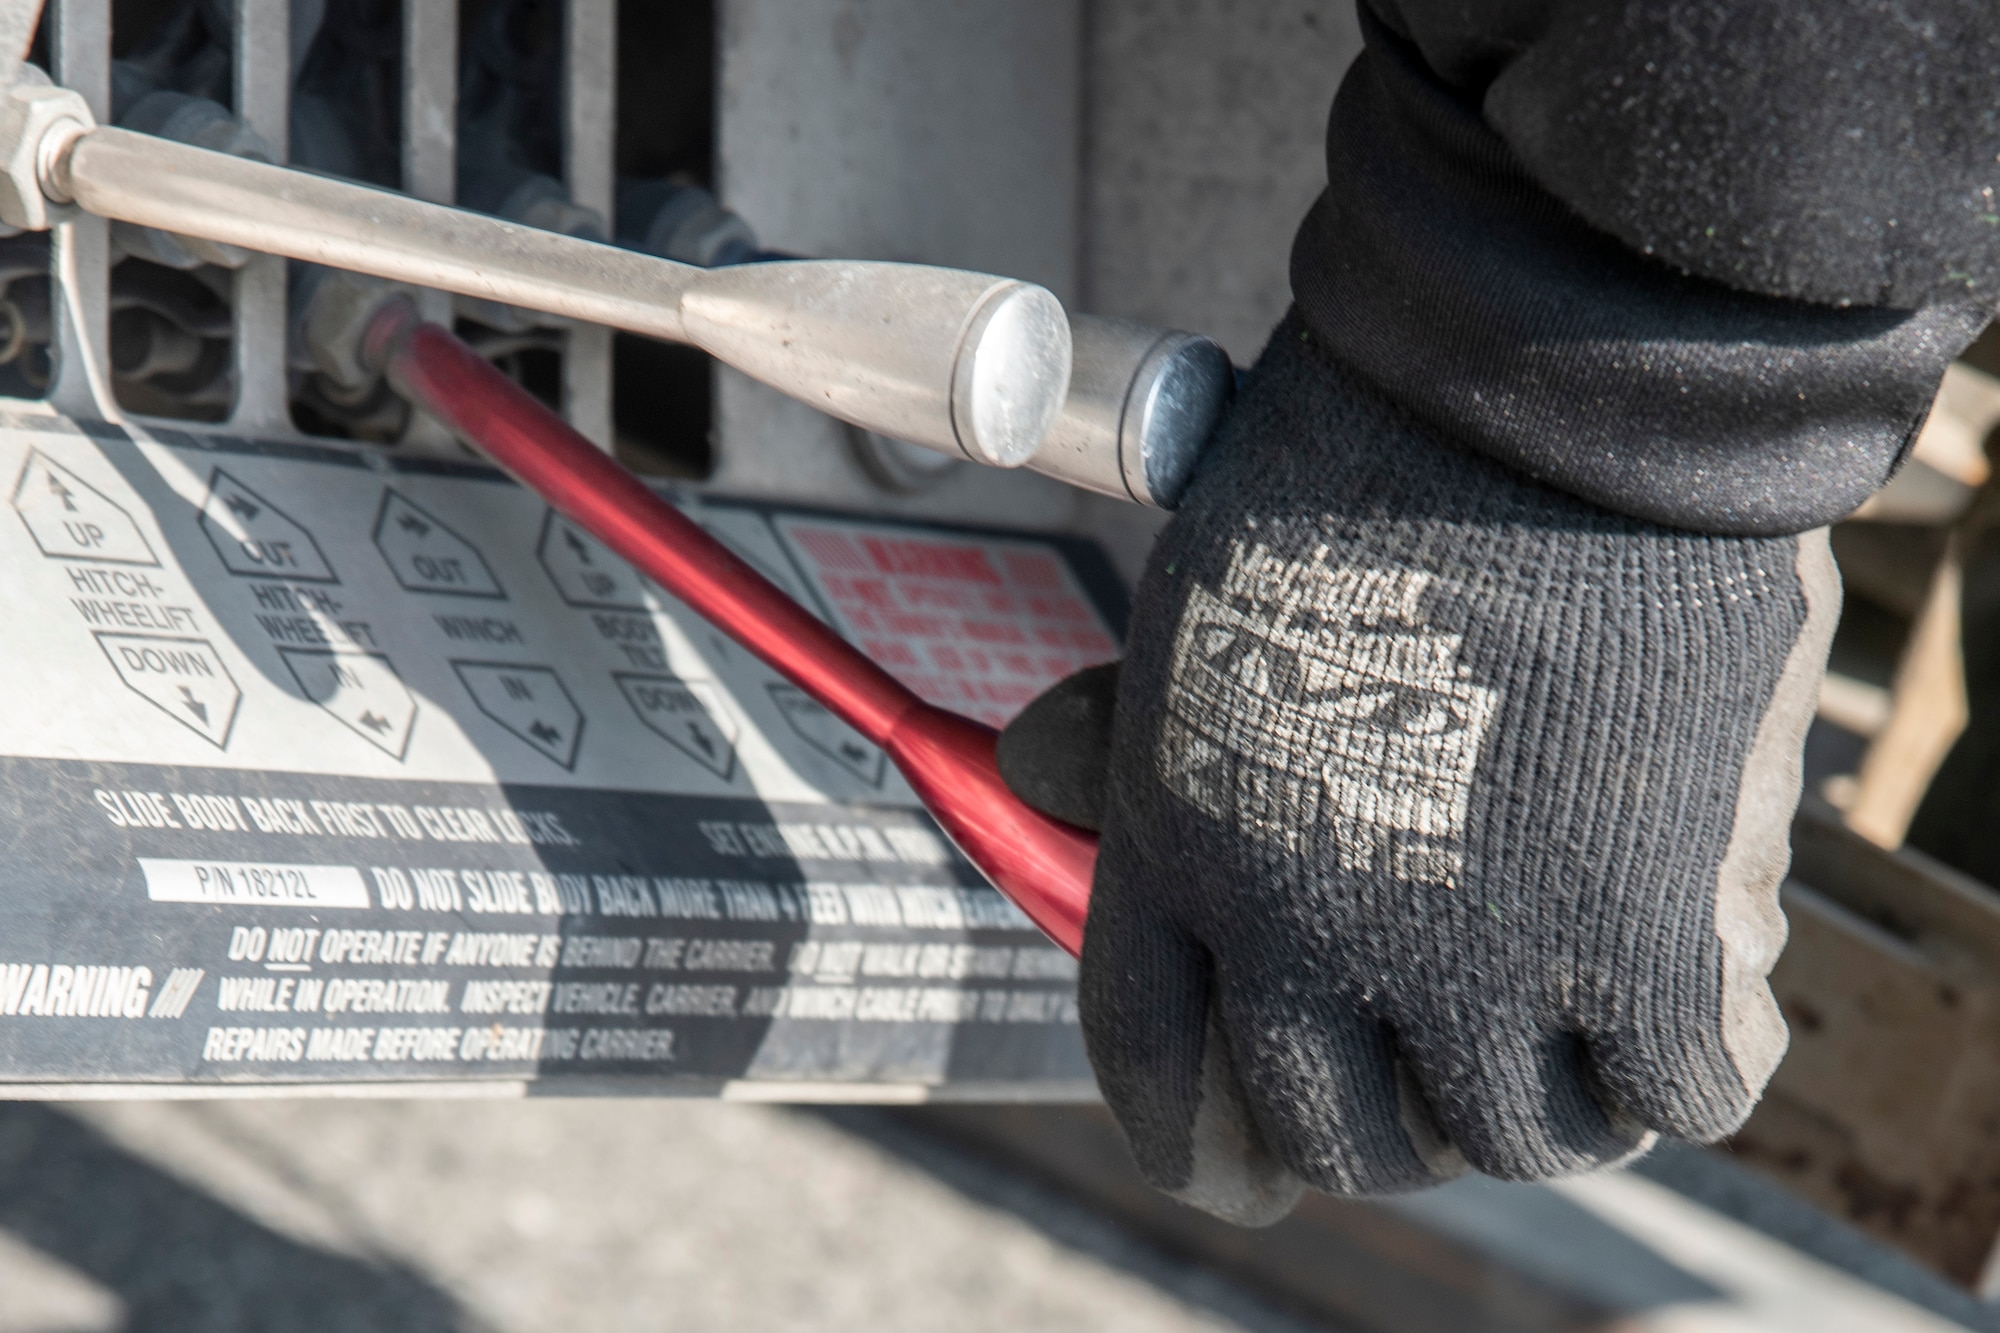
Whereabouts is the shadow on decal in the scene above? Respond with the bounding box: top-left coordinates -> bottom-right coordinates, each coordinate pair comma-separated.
525,788 -> 811,1085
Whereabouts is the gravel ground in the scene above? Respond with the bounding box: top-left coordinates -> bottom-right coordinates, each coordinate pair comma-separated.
0,1098 -> 1320,1333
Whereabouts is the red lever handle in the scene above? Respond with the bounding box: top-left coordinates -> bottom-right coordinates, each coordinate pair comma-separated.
379,317 -> 1095,956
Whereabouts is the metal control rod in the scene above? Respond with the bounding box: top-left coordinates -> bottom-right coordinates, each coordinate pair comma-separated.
5,105 -> 1072,467
0,58 -> 1237,509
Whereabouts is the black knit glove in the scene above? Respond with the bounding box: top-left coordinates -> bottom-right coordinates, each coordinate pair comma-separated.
1000,317 -> 1839,1222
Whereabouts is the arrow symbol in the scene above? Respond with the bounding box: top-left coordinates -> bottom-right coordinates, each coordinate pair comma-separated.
46,472 -> 76,512
686,722 -> 716,758
563,527 -> 594,565
396,512 -> 432,538
223,493 -> 261,525
840,742 -> 867,762
528,720 -> 562,745
358,710 -> 392,734
177,686 -> 209,725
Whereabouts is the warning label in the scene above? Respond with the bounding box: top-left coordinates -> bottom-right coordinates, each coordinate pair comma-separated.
13,448 -> 158,564
776,516 -> 1121,727
140,858 -> 373,909
0,410 -> 1123,1095
200,470 -> 338,582
0,756 -> 1091,1088
280,649 -> 419,759
96,632 -> 242,748
373,490 -> 504,599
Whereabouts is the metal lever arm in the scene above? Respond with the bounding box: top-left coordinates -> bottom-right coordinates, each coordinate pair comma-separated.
21,117 -> 1071,466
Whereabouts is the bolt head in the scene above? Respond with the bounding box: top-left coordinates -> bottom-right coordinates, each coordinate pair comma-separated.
302,268 -> 418,393
0,84 -> 93,232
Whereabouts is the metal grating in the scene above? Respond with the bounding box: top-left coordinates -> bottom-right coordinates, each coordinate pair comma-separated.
30,0 -> 626,450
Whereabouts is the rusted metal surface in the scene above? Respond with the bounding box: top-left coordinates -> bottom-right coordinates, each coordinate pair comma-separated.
1731,798 -> 2000,1291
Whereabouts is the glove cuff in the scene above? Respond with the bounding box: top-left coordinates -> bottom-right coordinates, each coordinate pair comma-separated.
1289,11 -> 1987,537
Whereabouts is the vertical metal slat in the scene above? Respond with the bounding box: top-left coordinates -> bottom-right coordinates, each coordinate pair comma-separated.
401,1 -> 456,209
400,0 -> 459,450
562,0 -> 615,451
47,0 -> 111,418
225,0 -> 289,433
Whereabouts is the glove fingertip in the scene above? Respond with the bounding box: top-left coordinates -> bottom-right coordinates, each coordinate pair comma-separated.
997,661 -> 1122,831
1395,1059 -> 1469,1185
1583,1027 -> 1763,1148
1411,1027 -> 1655,1182
1162,1011 -> 1306,1227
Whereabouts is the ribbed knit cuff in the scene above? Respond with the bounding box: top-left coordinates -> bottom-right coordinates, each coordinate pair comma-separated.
1288,12 -> 1988,536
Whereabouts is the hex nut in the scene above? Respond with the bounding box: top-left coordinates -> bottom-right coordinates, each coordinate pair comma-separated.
0,83 -> 93,233
301,267 -> 417,395
637,185 -> 759,268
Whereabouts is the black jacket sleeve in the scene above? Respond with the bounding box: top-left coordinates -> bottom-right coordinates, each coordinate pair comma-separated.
1289,2 -> 2000,534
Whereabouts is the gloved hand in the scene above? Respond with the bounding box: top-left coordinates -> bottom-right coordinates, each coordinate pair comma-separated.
999,315 -> 1840,1223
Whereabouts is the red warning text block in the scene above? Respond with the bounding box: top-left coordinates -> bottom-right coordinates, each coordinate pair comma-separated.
775,517 -> 1119,727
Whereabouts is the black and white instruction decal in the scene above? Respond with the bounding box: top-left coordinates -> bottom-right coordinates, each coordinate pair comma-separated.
0,411 -> 1124,1095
